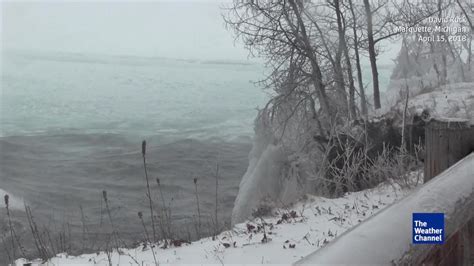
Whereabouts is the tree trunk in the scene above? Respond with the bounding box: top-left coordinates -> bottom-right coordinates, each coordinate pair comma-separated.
335,0 -> 357,119
363,0 -> 381,109
349,0 -> 368,117
289,0 -> 332,117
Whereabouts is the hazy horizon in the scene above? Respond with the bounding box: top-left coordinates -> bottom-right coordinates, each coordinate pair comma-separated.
2,1 -> 401,64
1,1 -> 253,61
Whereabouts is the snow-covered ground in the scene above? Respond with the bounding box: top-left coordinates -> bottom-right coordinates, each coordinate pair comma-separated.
382,82 -> 474,125
16,174 -> 421,265
404,82 -> 474,124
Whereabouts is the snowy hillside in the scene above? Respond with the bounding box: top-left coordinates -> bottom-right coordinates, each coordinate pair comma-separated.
383,82 -> 474,124
403,83 -> 474,124
16,175 -> 421,265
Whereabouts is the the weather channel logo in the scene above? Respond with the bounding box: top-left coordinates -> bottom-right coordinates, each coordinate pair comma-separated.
413,213 -> 444,244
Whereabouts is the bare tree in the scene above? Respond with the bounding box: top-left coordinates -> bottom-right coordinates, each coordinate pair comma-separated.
334,0 -> 357,119
347,0 -> 368,116
363,0 -> 381,109
224,0 -> 339,141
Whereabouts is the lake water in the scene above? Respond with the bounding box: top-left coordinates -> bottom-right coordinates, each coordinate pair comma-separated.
0,51 -> 267,260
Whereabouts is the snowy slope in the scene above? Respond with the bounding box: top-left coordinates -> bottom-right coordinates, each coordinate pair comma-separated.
405,82 -> 474,124
295,153 -> 474,265
384,82 -> 474,125
16,175 -> 421,265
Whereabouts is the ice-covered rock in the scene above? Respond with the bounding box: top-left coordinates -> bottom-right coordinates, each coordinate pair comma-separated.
231,114 -> 304,224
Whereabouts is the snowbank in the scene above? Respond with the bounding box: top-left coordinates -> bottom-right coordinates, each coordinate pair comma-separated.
16,176 -> 420,265
403,82 -> 474,124
382,80 -> 474,124
295,153 -> 474,265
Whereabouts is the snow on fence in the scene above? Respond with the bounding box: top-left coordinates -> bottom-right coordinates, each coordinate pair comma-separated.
295,152 -> 474,265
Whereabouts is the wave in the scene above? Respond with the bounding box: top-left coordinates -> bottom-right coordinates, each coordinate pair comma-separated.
0,132 -> 251,234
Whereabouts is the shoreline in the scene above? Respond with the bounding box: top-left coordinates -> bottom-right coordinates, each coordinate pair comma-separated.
14,174 -> 421,264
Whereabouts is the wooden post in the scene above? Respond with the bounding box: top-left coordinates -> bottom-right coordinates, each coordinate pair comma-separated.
424,119 -> 474,182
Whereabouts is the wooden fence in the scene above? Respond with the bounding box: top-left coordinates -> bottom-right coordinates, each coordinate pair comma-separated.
424,119 -> 474,182
422,119 -> 474,265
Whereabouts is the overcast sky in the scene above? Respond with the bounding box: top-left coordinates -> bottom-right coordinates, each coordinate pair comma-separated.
1,1 -> 251,60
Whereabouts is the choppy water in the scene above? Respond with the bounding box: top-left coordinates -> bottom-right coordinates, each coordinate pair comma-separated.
0,51 -> 267,261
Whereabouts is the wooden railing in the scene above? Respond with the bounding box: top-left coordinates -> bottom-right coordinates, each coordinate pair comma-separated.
295,152 -> 474,265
